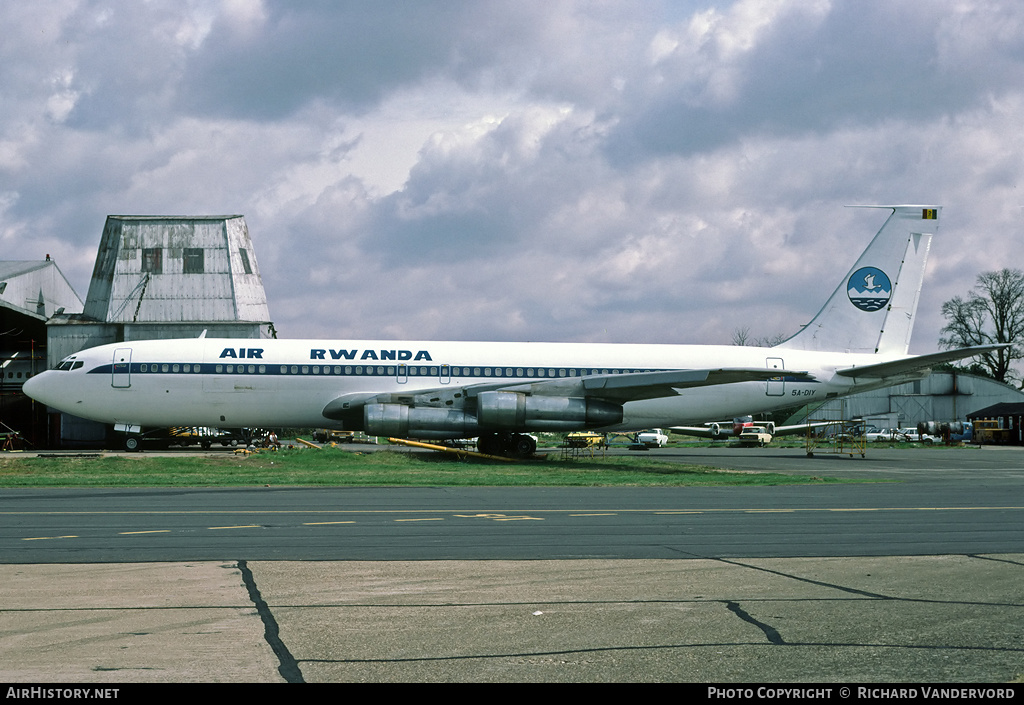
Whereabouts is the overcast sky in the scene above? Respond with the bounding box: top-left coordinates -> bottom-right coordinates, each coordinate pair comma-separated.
3,0 -> 1023,357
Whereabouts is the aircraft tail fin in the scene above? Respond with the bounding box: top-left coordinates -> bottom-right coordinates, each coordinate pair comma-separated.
774,205 -> 939,355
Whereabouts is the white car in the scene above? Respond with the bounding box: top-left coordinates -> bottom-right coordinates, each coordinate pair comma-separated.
738,426 -> 773,447
895,428 -> 937,444
863,427 -> 897,442
636,429 -> 669,447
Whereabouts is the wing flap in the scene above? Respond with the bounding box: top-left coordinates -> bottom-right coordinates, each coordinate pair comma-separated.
579,367 -> 811,403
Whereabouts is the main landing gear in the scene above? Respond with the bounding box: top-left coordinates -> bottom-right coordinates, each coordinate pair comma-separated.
476,432 -> 537,458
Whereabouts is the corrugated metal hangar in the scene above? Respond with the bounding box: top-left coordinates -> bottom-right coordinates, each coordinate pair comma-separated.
795,370 -> 1024,434
0,259 -> 84,448
4,215 -> 275,448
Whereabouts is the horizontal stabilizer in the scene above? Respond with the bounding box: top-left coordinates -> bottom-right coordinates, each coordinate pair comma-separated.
835,344 -> 1008,379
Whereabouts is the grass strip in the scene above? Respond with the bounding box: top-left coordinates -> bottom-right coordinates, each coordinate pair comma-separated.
0,446 -> 854,488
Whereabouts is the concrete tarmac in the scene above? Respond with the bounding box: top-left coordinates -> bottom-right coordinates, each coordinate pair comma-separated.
3,445 -> 1023,682
2,555 -> 1023,683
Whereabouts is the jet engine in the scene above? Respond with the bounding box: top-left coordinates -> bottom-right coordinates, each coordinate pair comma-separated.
476,391 -> 622,430
362,392 -> 623,438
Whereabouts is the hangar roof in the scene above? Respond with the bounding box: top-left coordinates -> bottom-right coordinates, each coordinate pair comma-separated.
0,259 -> 83,321
83,215 -> 271,324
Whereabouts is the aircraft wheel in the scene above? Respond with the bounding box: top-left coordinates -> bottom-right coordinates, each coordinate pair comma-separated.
124,436 -> 141,452
513,434 -> 537,457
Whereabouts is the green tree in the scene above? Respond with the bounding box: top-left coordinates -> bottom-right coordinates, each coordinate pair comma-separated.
939,268 -> 1024,384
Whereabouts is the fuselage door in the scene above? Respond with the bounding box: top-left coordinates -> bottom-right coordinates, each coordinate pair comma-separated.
112,348 -> 132,388
766,357 -> 785,396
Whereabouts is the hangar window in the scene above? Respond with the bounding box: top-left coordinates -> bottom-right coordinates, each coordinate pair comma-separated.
183,248 -> 204,274
142,248 -> 162,274
239,248 -> 253,274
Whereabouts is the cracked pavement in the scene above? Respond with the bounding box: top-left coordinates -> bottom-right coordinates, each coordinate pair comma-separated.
2,556 -> 1022,682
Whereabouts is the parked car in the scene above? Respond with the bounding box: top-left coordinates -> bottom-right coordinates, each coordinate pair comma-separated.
895,427 -> 937,444
862,427 -> 898,442
636,429 -> 669,448
738,426 -> 773,447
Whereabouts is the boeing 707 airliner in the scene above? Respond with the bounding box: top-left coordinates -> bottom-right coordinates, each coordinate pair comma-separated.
25,205 -> 1001,456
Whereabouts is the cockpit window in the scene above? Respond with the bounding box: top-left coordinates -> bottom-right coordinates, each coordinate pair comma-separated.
55,359 -> 84,371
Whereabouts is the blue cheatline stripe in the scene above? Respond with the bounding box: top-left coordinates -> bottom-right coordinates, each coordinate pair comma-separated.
89,362 -> 667,379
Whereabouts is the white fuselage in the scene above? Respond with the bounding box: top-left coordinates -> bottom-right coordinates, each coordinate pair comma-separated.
26,337 -> 885,432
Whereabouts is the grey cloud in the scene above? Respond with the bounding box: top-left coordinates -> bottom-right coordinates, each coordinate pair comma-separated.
604,2 -> 1024,162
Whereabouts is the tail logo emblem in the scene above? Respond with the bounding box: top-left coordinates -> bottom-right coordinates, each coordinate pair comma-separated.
848,267 -> 891,312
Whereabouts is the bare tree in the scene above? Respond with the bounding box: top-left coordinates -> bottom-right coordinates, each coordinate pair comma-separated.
940,268 -> 1024,383
732,327 -> 752,346
732,327 -> 788,347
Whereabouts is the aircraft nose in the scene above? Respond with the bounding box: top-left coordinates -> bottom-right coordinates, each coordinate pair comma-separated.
23,371 -> 57,407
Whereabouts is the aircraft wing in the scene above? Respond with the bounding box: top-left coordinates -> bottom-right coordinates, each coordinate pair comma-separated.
668,419 -> 834,439
835,344 -> 1008,380
498,367 -> 812,404
322,367 -> 811,420
667,425 -> 733,439
771,421 -> 837,436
